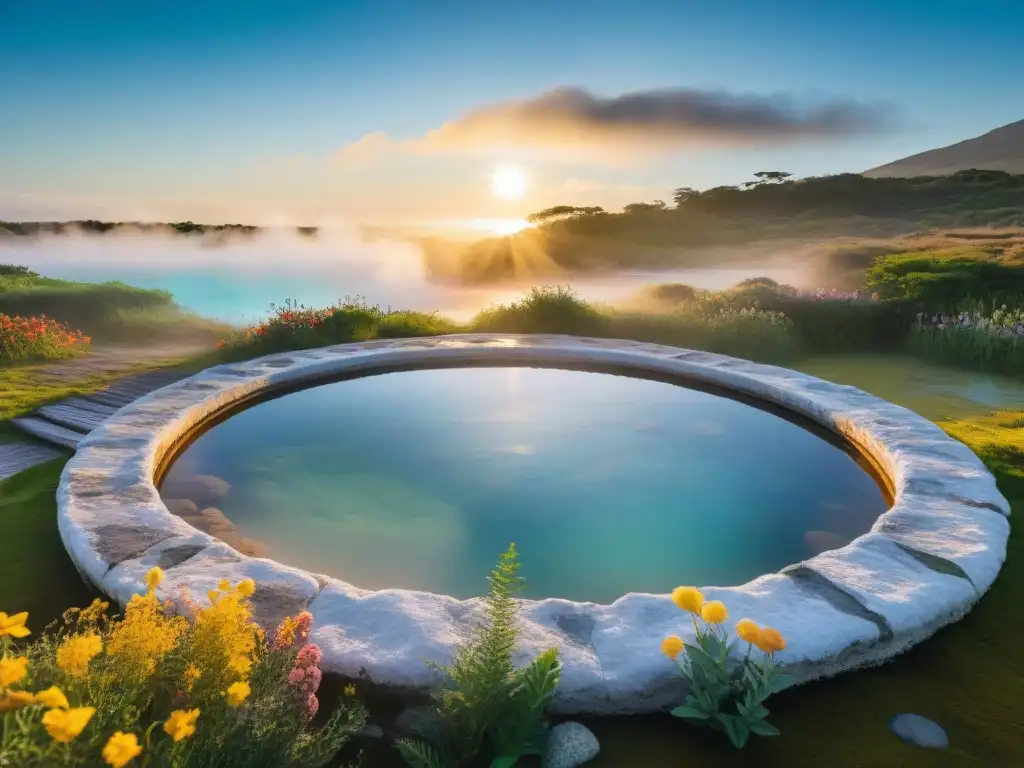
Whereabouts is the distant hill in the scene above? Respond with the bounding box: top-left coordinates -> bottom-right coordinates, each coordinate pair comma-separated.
865,119 -> 1024,177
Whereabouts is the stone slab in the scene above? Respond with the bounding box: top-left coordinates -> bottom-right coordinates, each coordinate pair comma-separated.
56,335 -> 1012,715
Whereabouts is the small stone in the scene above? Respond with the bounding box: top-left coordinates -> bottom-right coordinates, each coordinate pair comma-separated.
542,722 -> 600,768
393,704 -> 445,743
890,713 -> 948,749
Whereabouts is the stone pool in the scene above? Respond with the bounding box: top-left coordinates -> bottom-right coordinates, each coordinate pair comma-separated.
57,335 -> 1011,714
158,366 -> 890,603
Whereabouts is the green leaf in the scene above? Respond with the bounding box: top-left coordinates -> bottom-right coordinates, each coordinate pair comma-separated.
717,715 -> 749,749
749,720 -> 781,737
491,757 -> 520,768
395,738 -> 448,768
685,644 -> 727,683
670,706 -> 709,720
764,673 -> 796,696
701,630 -> 722,660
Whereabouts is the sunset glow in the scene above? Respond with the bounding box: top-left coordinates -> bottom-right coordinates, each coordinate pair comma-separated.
491,166 -> 527,200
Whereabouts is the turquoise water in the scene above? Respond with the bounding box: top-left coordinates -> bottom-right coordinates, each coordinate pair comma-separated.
159,367 -> 889,602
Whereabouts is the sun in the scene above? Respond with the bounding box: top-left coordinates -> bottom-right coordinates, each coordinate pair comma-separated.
491,165 -> 527,200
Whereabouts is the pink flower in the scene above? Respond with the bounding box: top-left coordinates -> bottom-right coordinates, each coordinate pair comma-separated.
303,666 -> 322,694
306,693 -> 319,717
288,667 -> 306,685
295,643 -> 322,668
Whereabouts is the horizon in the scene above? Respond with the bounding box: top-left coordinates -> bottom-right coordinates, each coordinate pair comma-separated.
2,0 -> 1023,229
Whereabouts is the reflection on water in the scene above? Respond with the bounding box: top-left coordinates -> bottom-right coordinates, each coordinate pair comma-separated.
159,367 -> 888,602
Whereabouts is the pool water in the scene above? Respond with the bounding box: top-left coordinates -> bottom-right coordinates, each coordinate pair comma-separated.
159,367 -> 889,603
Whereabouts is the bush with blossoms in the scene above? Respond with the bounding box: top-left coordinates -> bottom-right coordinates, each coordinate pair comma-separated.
0,312 -> 91,364
661,586 -> 793,749
0,568 -> 366,767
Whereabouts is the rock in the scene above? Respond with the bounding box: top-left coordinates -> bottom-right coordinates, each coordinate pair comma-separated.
160,474 -> 230,506
542,722 -> 600,768
163,497 -> 198,517
359,724 -> 384,739
393,704 -> 445,744
890,713 -> 948,749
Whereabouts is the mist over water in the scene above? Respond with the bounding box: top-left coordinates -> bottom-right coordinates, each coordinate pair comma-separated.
0,229 -> 809,325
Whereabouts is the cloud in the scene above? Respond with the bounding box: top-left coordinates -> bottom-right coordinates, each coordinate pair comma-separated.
334,86 -> 896,165
562,178 -> 647,195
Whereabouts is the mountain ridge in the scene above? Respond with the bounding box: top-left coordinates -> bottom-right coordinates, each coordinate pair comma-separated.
865,119 -> 1024,177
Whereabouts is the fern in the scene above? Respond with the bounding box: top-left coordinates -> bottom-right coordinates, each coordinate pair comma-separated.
397,544 -> 561,767
491,647 -> 562,759
395,738 -> 449,768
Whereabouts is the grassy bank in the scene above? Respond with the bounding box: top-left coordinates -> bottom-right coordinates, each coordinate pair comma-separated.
0,265 -> 231,345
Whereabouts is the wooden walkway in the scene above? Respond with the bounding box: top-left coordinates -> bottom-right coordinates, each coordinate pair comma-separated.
0,368 -> 191,480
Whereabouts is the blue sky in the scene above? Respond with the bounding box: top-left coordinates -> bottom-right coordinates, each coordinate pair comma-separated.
2,0 -> 1022,224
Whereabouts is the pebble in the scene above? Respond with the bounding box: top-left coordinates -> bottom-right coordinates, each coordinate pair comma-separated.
542,722 -> 600,768
890,713 -> 949,749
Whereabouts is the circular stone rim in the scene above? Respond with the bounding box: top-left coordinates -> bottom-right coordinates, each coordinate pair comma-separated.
56,335 -> 1011,715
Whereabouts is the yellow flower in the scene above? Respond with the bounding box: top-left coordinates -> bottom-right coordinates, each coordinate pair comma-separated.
107,593 -> 187,679
228,655 -> 252,676
217,578 -> 231,592
224,680 -> 250,707
0,654 -> 28,687
56,633 -> 103,678
102,731 -> 142,767
80,599 -> 110,626
163,708 -> 200,742
236,579 -> 255,598
735,618 -> 761,644
671,586 -> 704,614
145,567 -> 164,592
0,690 -> 35,713
661,635 -> 684,659
755,627 -> 786,654
183,663 -> 202,692
0,611 -> 30,639
343,683 -> 357,697
35,686 -> 69,710
42,706 -> 95,743
700,601 -> 728,624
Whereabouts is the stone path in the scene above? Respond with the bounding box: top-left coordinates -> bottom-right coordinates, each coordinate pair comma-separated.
10,368 -> 191,450
0,343 -> 211,482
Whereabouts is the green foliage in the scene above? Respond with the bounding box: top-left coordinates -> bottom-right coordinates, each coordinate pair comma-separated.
669,620 -> 791,749
471,286 -> 610,336
0,270 -> 227,345
867,251 -> 1024,310
396,544 -> 561,768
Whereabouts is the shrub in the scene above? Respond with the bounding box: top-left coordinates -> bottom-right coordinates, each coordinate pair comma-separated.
866,251 -> 1024,311
908,306 -> 1024,374
662,586 -> 792,749
0,313 -> 91,364
395,544 -> 561,768
0,571 -> 366,767
470,286 -> 610,336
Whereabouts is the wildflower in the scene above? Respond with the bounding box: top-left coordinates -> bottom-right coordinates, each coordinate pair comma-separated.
42,706 -> 95,743
80,598 -> 110,626
700,601 -> 728,624
343,683 -> 357,697
236,578 -> 255,598
163,708 -> 200,742
225,680 -> 250,707
0,611 -> 30,639
35,686 -> 70,709
145,566 -> 164,593
306,693 -> 319,717
756,627 -> 786,654
661,635 -> 684,659
107,593 -> 186,678
190,585 -> 257,688
229,655 -> 253,676
0,654 -> 29,687
735,618 -> 761,644
272,615 -> 299,650
671,586 -> 704,614
295,643 -> 323,668
217,578 -> 231,592
102,731 -> 142,767
183,663 -> 201,692
56,633 -> 103,678
0,690 -> 35,712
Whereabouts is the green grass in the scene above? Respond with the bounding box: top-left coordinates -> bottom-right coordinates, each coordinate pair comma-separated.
0,267 -> 232,345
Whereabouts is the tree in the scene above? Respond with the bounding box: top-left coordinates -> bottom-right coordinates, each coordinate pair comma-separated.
752,171 -> 793,184
673,187 -> 699,206
623,201 -> 667,214
525,206 -> 605,226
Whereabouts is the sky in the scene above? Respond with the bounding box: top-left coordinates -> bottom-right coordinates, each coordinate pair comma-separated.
2,0 -> 1023,227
